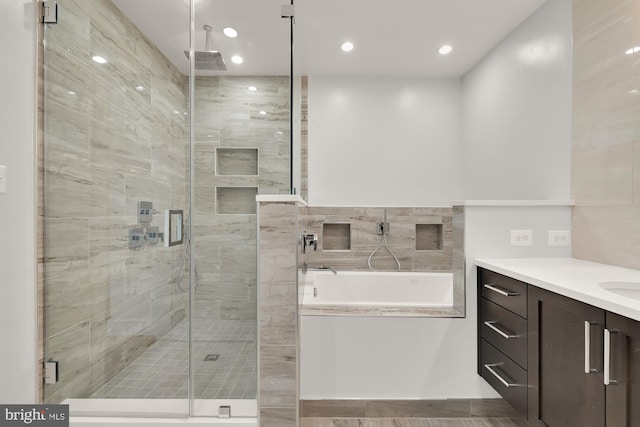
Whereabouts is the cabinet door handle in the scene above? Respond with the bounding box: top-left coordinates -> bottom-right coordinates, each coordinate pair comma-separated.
585,321 -> 598,374
484,321 -> 519,339
604,328 -> 619,386
484,363 -> 519,388
483,284 -> 519,297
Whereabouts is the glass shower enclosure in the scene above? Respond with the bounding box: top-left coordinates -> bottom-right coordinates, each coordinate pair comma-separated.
41,0 -> 294,418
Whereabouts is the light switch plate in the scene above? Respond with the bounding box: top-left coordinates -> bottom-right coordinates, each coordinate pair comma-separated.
0,165 -> 6,194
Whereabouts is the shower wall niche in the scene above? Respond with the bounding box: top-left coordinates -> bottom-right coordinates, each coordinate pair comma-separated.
192,76 -> 290,321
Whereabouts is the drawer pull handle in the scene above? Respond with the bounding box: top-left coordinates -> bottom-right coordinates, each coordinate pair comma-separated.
484,284 -> 519,297
584,321 -> 599,374
604,328 -> 619,386
484,321 -> 519,339
484,363 -> 519,388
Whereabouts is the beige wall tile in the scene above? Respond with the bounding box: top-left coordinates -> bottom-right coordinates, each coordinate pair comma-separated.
573,205 -> 640,270
260,345 -> 297,406
572,142 -> 633,205
572,0 -> 640,269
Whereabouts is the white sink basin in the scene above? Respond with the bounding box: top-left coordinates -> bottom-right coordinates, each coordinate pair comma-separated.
599,281 -> 640,301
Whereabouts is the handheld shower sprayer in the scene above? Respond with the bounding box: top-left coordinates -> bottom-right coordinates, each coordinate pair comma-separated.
368,208 -> 401,271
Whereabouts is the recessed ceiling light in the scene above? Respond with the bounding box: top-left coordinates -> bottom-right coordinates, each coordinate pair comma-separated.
173,110 -> 180,115
231,55 -> 244,64
92,55 -> 107,64
223,27 -> 238,38
626,46 -> 640,55
438,45 -> 453,55
629,89 -> 640,95
67,91 -> 76,96
248,86 -> 258,91
135,86 -> 145,92
259,111 -> 267,115
341,41 -> 354,52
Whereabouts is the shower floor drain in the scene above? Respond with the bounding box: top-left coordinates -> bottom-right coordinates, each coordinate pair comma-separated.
203,354 -> 220,361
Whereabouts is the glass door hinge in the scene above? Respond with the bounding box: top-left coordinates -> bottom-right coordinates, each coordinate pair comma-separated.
44,361 -> 59,384
42,1 -> 58,24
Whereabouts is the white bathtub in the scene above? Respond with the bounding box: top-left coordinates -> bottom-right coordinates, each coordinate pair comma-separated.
300,270 -> 456,317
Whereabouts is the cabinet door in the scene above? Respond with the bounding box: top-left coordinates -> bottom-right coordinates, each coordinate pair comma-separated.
605,312 -> 640,427
528,286 -> 605,427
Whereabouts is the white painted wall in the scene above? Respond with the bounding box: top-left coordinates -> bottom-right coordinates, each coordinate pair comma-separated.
301,0 -> 573,399
461,0 -> 572,200
0,0 -> 38,403
307,77 -> 461,206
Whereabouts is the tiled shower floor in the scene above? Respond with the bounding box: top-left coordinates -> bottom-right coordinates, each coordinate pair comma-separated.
91,319 -> 256,399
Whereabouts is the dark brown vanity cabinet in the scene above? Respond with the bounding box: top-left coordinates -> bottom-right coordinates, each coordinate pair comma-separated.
478,266 -> 640,427
605,312 -> 640,427
477,268 -> 529,418
527,285 -> 605,427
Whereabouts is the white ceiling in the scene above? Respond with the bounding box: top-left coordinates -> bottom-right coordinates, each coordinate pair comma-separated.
112,0 -> 547,77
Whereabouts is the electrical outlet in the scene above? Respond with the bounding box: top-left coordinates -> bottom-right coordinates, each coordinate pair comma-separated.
548,230 -> 571,246
511,229 -> 533,246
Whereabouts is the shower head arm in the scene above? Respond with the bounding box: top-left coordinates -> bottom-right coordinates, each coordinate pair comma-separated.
203,24 -> 213,52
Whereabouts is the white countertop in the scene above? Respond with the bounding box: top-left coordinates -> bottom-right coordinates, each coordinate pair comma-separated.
475,258 -> 640,322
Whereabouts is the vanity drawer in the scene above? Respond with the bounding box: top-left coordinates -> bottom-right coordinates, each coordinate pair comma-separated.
480,339 -> 528,418
479,268 -> 528,318
480,297 -> 527,369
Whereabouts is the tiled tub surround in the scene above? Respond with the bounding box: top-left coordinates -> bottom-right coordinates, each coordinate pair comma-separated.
300,207 -> 453,272
298,206 -> 464,316
571,0 -> 640,270
192,75 -> 290,323
43,0 -> 188,402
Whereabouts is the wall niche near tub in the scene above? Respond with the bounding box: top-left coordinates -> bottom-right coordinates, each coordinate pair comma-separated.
416,223 -> 443,251
322,223 -> 351,251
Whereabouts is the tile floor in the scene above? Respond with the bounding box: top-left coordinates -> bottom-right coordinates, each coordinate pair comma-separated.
91,319 -> 256,399
299,419 -> 529,427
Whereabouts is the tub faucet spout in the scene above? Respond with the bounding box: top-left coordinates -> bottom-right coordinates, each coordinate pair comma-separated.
302,262 -> 337,275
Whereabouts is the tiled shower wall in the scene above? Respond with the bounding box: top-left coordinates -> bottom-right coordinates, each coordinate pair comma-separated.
192,76 -> 290,320
299,207 -> 453,272
258,201 -> 300,427
43,0 -> 188,401
571,0 -> 640,269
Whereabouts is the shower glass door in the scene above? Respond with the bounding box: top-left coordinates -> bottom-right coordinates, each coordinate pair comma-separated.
41,0 -> 190,416
41,0 -> 295,419
189,0 -> 292,416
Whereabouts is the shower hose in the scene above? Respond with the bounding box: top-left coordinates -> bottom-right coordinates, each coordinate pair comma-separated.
367,232 -> 401,272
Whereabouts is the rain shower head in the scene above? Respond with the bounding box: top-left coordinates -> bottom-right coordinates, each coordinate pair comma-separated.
185,24 -> 227,71
184,50 -> 227,71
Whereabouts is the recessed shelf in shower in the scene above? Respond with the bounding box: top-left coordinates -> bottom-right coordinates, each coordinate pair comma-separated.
216,148 -> 258,176
216,187 -> 258,214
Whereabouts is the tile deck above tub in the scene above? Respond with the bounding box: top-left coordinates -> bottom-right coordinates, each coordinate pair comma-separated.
300,304 -> 464,317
